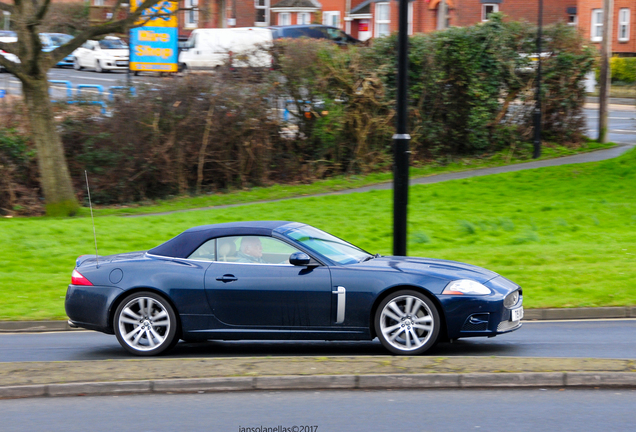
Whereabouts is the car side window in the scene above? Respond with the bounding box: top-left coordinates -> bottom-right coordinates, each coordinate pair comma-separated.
215,236 -> 300,264
326,28 -> 344,41
188,239 -> 216,261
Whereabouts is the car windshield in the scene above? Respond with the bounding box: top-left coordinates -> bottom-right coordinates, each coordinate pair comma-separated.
46,34 -> 73,46
99,39 -> 127,49
284,226 -> 371,265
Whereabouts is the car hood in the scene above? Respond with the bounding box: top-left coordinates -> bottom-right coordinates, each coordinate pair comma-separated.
99,49 -> 129,57
350,256 -> 499,284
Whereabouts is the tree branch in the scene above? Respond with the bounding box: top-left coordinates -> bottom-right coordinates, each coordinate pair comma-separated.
0,3 -> 13,13
45,0 -> 179,65
35,0 -> 53,22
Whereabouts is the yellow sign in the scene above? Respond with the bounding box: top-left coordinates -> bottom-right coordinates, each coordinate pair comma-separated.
131,0 -> 178,28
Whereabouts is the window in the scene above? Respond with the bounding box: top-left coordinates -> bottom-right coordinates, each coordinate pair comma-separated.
212,236 -> 300,264
568,14 -> 577,26
323,11 -> 340,28
278,12 -> 291,26
94,0 -> 104,6
3,11 -> 10,31
591,9 -> 603,42
297,12 -> 311,25
408,2 -> 413,35
375,3 -> 390,37
255,0 -> 269,26
482,3 -> 498,21
619,8 -> 630,42
189,239 -> 216,261
185,0 -> 198,28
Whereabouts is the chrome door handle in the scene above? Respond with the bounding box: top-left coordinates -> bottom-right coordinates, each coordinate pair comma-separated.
216,274 -> 237,282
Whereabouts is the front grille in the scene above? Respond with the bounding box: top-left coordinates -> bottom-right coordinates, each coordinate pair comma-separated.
462,321 -> 488,331
498,319 -> 522,332
461,313 -> 490,332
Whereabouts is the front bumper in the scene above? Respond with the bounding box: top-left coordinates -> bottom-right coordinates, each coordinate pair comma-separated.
440,277 -> 523,339
65,284 -> 124,334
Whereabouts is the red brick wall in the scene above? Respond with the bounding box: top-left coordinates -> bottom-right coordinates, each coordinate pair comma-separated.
454,0 -> 572,27
579,0 -> 636,54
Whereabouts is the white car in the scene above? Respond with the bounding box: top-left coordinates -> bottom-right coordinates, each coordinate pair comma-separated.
0,31 -> 19,72
73,36 -> 129,73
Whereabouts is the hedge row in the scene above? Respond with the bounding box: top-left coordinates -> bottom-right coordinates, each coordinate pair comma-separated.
0,17 -> 596,215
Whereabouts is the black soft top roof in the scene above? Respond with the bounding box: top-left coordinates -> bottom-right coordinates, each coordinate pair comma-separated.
148,221 -> 296,258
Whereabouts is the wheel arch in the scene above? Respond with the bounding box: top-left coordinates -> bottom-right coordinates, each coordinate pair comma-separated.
369,285 -> 448,341
108,287 -> 182,338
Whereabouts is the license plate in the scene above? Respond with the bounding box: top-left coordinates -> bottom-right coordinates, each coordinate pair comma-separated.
116,61 -> 128,66
511,306 -> 524,321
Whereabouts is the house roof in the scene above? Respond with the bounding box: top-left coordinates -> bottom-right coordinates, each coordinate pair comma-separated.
270,0 -> 322,9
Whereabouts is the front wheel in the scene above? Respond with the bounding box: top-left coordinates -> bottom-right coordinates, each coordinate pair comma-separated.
114,291 -> 179,356
374,290 -> 440,355
95,60 -> 104,73
73,58 -> 82,70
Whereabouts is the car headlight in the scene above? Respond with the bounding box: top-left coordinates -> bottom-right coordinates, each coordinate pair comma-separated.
442,279 -> 491,295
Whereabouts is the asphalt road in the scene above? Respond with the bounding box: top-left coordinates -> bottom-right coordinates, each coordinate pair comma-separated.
1,389 -> 635,432
2,320 -> 635,362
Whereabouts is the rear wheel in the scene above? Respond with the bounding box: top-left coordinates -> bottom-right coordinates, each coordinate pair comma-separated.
374,290 -> 440,355
114,291 -> 178,356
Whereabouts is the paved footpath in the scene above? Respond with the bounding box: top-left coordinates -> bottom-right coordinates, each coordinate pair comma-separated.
2,129 -> 635,400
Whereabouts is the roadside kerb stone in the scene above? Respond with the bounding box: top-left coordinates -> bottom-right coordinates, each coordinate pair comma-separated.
47,380 -> 152,397
154,377 -> 255,393
461,372 -> 565,388
0,384 -> 46,399
255,375 -> 356,390
565,372 -> 636,387
358,373 -> 460,389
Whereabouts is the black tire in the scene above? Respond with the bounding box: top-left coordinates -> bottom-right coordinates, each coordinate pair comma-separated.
95,60 -> 104,73
73,58 -> 82,70
374,290 -> 440,355
114,291 -> 179,356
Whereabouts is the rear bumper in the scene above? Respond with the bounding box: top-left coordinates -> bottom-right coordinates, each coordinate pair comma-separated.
65,284 -> 123,334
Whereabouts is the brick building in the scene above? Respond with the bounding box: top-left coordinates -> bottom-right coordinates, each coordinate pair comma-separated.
77,0 -> 636,53
578,0 -> 636,54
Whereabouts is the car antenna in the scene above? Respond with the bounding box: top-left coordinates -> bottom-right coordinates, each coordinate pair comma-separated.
85,170 -> 99,268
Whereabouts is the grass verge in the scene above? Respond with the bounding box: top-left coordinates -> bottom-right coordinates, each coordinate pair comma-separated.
75,140 -> 613,217
0,142 -> 633,320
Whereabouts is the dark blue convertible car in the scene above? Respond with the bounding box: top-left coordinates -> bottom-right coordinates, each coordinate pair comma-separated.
66,221 -> 523,356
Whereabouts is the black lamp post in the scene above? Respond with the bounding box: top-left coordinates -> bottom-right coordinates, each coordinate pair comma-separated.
392,0 -> 410,256
533,0 -> 543,159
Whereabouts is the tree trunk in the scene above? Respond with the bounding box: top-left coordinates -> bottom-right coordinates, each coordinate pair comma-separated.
23,79 -> 79,216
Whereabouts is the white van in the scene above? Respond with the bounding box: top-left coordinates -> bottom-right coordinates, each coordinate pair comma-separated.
178,27 -> 273,71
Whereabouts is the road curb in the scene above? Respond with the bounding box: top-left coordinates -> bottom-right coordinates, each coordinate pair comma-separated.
2,372 -> 636,400
2,307 -> 635,333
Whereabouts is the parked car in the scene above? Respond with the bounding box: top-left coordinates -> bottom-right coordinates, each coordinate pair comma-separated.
269,25 -> 361,46
0,31 -> 18,72
178,27 -> 273,71
73,36 -> 129,73
40,33 -> 75,67
66,221 -> 523,356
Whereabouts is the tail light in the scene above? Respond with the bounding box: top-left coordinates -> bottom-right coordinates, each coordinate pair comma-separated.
71,269 -> 93,286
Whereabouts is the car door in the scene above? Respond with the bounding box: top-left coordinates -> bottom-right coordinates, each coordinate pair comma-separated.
204,235 -> 333,327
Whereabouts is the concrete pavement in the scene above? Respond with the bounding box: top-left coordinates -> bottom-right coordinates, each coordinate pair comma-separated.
2,354 -> 636,399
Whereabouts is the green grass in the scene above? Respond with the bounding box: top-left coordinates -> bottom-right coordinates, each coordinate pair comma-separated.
0,142 -> 633,320
77,140 -> 613,217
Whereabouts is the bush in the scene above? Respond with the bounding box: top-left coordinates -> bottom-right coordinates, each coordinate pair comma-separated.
1,17 -> 595,214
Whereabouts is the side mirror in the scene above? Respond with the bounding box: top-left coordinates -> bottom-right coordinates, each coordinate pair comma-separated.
289,252 -> 311,266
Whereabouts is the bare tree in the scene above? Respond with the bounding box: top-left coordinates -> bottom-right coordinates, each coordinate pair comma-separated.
0,0 -> 178,216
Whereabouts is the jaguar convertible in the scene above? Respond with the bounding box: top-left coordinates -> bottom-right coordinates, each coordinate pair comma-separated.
65,221 -> 523,356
